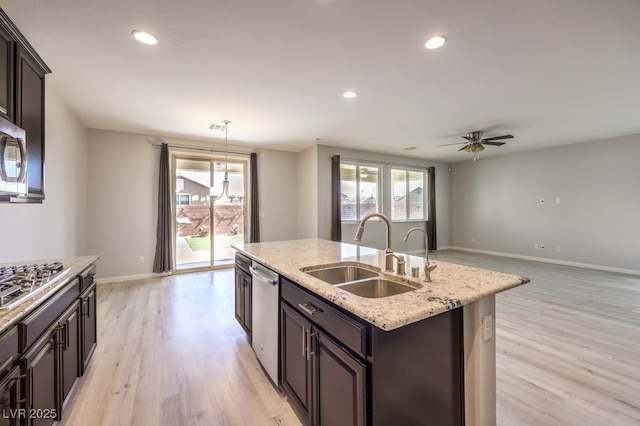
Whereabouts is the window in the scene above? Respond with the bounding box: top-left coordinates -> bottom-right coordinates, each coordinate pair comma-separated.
176,178 -> 184,191
340,163 -> 381,221
176,193 -> 190,205
391,168 -> 427,221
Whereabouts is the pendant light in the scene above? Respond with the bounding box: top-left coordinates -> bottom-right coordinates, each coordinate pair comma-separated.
213,120 -> 232,204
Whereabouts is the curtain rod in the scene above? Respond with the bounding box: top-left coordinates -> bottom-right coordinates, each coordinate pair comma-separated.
149,141 -> 252,157
339,157 -> 431,171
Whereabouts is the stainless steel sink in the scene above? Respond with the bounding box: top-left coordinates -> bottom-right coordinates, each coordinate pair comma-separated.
336,278 -> 417,298
302,264 -> 380,284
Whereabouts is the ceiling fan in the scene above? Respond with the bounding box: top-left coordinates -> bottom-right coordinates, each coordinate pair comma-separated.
439,131 -> 514,153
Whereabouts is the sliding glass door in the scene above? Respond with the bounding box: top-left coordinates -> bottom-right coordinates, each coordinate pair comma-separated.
173,155 -> 248,270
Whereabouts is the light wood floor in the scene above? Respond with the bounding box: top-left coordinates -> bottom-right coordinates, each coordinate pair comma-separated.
59,251 -> 640,426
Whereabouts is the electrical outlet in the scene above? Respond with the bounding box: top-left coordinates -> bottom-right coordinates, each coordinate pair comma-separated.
138,256 -> 144,264
471,237 -> 476,243
555,197 -> 561,204
534,243 -> 539,249
556,245 -> 561,252
482,314 -> 493,342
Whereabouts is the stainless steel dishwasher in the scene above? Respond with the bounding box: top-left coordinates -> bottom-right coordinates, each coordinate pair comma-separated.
250,261 -> 279,385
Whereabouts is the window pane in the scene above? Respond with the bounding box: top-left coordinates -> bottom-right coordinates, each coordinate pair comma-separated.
360,167 -> 379,217
340,164 -> 357,221
408,171 -> 425,220
391,169 -> 407,220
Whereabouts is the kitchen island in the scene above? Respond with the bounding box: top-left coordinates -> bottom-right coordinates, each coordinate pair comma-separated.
234,239 -> 529,426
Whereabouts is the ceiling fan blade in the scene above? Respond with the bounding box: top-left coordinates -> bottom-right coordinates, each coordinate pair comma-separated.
482,134 -> 514,142
462,135 -> 473,141
458,145 -> 469,151
438,142 -> 468,147
482,141 -> 506,146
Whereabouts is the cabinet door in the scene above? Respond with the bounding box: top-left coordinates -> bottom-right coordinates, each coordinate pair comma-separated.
80,285 -> 97,374
234,267 -> 245,329
0,24 -> 13,120
59,302 -> 80,407
0,366 -> 21,426
23,332 -> 58,426
15,45 -> 45,199
241,271 -> 252,335
313,331 -> 367,426
280,303 -> 312,425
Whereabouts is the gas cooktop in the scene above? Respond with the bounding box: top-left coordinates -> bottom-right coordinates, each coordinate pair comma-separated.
0,262 -> 71,310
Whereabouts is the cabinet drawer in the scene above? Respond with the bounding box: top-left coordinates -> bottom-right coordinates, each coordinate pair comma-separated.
281,278 -> 367,358
19,277 -> 81,352
235,252 -> 251,273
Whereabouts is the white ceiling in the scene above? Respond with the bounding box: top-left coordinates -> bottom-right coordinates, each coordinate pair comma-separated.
4,0 -> 640,163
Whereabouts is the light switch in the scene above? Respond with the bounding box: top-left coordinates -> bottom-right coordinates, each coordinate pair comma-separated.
482,314 -> 493,342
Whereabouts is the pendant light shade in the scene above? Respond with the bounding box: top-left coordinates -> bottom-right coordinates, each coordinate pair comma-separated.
213,120 -> 232,204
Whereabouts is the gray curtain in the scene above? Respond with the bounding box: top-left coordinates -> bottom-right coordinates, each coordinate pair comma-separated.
427,166 -> 437,250
249,153 -> 260,243
331,155 -> 342,242
153,143 -> 173,273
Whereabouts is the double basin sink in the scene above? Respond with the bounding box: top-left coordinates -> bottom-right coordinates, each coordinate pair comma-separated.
301,262 -> 421,298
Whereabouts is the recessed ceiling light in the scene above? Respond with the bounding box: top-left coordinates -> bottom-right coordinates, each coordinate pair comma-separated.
425,35 -> 447,50
343,91 -> 357,99
132,30 -> 158,45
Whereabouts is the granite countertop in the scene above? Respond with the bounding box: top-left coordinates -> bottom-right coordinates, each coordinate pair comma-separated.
233,239 -> 529,331
0,255 -> 99,334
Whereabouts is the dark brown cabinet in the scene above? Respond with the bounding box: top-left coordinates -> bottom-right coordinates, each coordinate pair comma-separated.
0,7 -> 50,202
79,265 -> 97,374
281,281 -> 367,426
80,283 -> 97,374
2,262 -> 99,426
58,302 -> 80,410
21,328 -> 57,426
14,45 -> 45,200
279,275 -> 464,426
281,303 -> 312,424
0,327 -> 20,426
0,24 -> 13,121
234,253 -> 252,337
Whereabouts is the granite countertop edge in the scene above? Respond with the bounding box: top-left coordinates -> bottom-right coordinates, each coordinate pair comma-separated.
233,239 -> 529,331
0,255 -> 100,334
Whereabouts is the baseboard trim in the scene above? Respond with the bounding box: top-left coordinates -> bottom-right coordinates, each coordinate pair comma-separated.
97,272 -> 169,284
445,246 -> 640,276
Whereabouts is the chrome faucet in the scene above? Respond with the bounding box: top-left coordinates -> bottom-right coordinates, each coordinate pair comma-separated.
354,213 -> 395,272
403,227 -> 437,282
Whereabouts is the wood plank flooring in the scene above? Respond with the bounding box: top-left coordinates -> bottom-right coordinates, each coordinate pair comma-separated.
59,252 -> 640,426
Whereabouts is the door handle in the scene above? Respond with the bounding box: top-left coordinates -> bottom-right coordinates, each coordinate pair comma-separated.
249,267 -> 277,285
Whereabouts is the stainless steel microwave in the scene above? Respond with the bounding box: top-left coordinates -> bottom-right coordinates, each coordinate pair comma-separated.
0,116 -> 27,198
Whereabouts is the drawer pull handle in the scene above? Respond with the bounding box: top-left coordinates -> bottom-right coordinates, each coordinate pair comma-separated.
298,302 -> 322,316
0,356 -> 13,372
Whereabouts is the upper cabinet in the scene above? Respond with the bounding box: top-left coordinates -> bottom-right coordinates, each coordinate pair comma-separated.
0,8 -> 51,202
0,24 -> 14,121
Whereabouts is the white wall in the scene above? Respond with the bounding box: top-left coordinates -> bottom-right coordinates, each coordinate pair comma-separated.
0,88 -> 89,263
87,129 -> 298,279
450,134 -> 640,274
296,146 -> 318,238
257,149 -> 298,242
314,145 -> 451,253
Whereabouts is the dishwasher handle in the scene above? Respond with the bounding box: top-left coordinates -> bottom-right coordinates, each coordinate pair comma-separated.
250,266 -> 278,285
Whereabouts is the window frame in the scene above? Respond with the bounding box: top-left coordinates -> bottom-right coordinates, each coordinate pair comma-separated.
390,166 -> 428,222
340,161 -> 383,222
